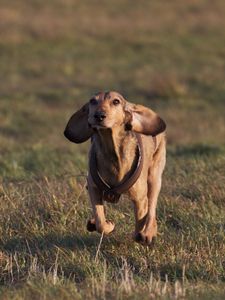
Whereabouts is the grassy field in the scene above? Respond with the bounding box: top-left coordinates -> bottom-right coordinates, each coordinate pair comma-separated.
0,0 -> 225,299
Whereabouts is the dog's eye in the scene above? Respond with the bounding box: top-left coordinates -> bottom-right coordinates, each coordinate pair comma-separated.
113,99 -> 120,106
90,98 -> 98,105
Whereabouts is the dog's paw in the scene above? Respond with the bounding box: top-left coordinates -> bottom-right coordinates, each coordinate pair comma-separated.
87,219 -> 97,232
99,221 -> 115,234
87,219 -> 115,234
134,232 -> 156,246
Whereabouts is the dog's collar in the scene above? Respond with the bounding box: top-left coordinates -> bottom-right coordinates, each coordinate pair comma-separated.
89,133 -> 145,203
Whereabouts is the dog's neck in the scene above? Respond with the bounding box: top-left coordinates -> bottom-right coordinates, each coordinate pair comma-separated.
92,126 -> 138,185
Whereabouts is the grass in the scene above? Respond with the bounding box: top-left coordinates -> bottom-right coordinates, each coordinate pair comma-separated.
0,0 -> 225,299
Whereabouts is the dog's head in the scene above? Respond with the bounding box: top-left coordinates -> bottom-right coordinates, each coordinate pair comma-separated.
64,91 -> 166,143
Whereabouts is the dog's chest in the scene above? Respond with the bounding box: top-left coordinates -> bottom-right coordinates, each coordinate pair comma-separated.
96,147 -> 137,187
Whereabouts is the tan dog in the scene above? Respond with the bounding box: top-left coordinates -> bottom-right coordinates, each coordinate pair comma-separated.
64,91 -> 166,245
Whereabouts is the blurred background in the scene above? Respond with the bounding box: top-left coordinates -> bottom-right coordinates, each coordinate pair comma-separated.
0,1 -> 224,298
0,0 -> 224,179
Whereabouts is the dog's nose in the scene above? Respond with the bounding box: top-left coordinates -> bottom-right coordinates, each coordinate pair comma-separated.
94,111 -> 106,122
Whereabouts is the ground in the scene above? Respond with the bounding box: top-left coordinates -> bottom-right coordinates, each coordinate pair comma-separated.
0,0 -> 224,299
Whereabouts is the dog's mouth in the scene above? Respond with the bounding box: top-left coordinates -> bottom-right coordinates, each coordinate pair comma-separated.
88,118 -> 110,129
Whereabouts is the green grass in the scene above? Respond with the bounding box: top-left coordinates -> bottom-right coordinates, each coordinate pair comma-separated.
0,0 -> 225,299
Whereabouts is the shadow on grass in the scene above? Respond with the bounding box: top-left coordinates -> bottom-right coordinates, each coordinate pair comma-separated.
1,233 -> 101,254
1,233 -> 126,283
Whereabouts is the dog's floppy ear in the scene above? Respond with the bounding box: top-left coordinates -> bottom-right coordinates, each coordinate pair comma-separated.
125,103 -> 166,136
64,103 -> 93,143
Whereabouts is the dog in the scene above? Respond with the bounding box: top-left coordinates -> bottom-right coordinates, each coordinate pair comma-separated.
64,91 -> 166,245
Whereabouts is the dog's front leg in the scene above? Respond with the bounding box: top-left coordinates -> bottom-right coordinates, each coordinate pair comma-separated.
133,193 -> 157,245
130,185 -> 152,245
86,175 -> 115,234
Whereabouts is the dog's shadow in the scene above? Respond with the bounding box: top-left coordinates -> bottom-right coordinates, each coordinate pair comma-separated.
2,233 -> 102,254
1,232 -> 155,284
1,231 -> 125,257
